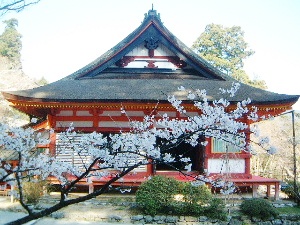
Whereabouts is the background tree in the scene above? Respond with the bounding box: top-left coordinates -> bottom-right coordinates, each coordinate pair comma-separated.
192,24 -> 267,89
251,113 -> 300,180
0,18 -> 22,68
0,0 -> 41,17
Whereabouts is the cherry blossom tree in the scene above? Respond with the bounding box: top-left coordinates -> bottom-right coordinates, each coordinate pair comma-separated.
0,83 -> 274,225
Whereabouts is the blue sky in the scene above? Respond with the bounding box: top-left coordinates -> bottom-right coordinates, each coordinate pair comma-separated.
1,0 -> 300,109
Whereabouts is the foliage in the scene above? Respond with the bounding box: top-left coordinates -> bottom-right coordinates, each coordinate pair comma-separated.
168,196 -> 226,220
136,176 -> 180,215
192,24 -> 254,74
0,18 -> 22,67
251,113 -> 300,181
135,176 -> 226,219
180,181 -> 212,205
203,198 -> 227,220
0,0 -> 41,17
36,76 -> 48,86
192,24 -> 266,89
281,180 -> 300,200
22,181 -> 45,204
240,198 -> 278,220
276,206 -> 300,214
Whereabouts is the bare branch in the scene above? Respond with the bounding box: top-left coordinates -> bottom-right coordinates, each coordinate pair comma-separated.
0,0 -> 41,17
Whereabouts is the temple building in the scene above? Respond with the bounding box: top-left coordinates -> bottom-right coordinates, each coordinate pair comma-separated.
2,9 -> 299,199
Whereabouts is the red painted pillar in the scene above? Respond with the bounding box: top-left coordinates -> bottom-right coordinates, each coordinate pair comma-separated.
275,182 -> 280,200
245,158 -> 251,175
252,184 -> 258,198
49,132 -> 56,156
267,185 -> 271,197
147,159 -> 154,176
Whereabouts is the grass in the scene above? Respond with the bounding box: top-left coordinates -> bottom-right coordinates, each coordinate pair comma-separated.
276,206 -> 300,214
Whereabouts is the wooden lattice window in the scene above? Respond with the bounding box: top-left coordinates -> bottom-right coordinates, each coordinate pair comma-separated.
212,137 -> 242,153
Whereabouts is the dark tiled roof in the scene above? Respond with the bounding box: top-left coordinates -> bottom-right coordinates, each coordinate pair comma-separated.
1,10 -> 299,108
3,75 -> 298,105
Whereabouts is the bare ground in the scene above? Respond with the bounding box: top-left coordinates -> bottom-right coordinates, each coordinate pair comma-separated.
0,193 -> 135,224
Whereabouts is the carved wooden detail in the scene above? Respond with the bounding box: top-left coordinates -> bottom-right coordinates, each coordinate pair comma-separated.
146,60 -> 158,68
167,56 -> 187,68
50,108 -> 60,115
115,56 -> 135,67
145,37 -> 159,58
115,55 -> 187,69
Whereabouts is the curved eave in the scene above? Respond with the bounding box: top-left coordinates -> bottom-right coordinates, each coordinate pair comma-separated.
4,93 -> 298,118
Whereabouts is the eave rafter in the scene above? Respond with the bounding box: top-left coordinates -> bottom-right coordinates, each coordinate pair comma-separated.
8,98 -> 295,119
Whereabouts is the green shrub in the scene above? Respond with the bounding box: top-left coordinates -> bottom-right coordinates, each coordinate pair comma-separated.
136,176 -> 180,215
281,180 -> 300,199
23,181 -> 45,204
240,198 -> 278,220
180,182 -> 212,205
136,176 -> 226,219
204,198 -> 227,220
168,202 -> 205,216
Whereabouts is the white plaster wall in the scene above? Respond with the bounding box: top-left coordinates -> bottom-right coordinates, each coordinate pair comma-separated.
56,110 -> 73,116
99,121 -> 131,128
56,121 -> 93,128
76,110 -> 93,116
207,158 -> 245,173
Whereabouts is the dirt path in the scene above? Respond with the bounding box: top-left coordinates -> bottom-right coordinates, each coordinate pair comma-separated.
0,194 -> 134,224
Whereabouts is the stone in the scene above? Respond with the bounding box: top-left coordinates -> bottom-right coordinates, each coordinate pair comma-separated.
272,219 -> 283,225
218,221 -> 230,225
199,216 -> 208,222
153,215 -> 161,221
160,215 -> 166,221
257,221 -> 272,225
209,218 -> 219,223
184,216 -> 198,222
131,215 -> 144,221
109,215 -> 122,222
178,216 -> 185,222
50,211 -> 65,219
229,218 -> 243,225
252,217 -> 262,222
144,215 -> 153,223
165,215 -> 178,223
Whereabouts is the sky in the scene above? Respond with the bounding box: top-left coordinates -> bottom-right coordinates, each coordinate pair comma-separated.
1,0 -> 300,109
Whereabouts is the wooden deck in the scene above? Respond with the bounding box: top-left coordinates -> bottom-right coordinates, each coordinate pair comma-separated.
47,171 -> 280,200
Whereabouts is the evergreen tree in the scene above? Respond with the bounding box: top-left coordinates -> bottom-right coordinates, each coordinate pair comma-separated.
192,24 -> 267,89
0,18 -> 22,68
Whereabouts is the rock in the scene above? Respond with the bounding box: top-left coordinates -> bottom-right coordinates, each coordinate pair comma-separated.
229,218 -> 243,225
184,216 -> 197,222
199,216 -> 208,222
257,221 -> 272,225
109,215 -> 122,222
131,215 -> 144,221
165,215 -> 178,223
252,217 -> 262,222
272,219 -> 283,225
153,215 -> 162,221
144,215 -> 153,223
50,211 -> 64,219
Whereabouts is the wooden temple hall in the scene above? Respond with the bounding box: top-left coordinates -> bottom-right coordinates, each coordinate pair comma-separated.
2,9 -> 299,199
